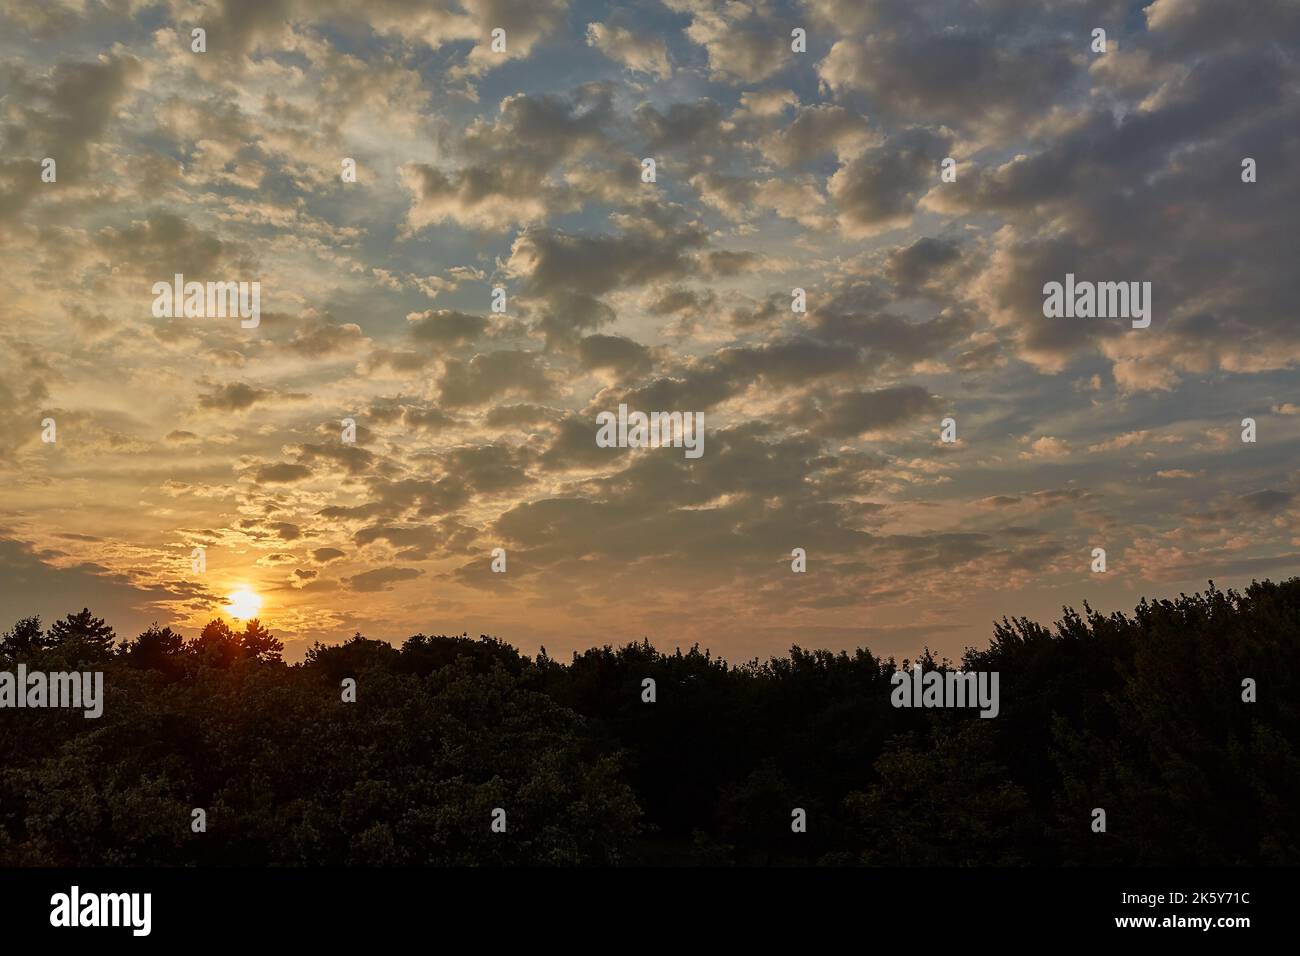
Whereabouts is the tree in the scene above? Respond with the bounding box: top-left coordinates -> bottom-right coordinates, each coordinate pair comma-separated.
239,619 -> 283,664
0,616 -> 47,658
185,618 -> 282,667
189,619 -> 239,667
843,720 -> 1034,866
46,608 -> 116,662
120,624 -> 185,671
2,581 -> 1298,866
302,632 -> 399,682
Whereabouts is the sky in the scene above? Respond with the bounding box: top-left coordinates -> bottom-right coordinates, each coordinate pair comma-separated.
1,0 -> 1298,664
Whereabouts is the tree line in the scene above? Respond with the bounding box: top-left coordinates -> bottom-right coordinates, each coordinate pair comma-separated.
1,579 -> 1296,865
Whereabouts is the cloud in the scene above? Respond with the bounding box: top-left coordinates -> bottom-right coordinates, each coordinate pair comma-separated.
439,350 -> 556,407
250,463 -> 314,484
828,127 -> 950,237
676,0 -> 790,85
452,0 -> 570,77
399,87 -> 617,231
406,310 -> 488,347
198,383 -> 275,412
760,104 -> 876,167
635,98 -> 725,153
1238,490 -> 1294,515
605,336 -> 865,415
506,210 -> 709,344
344,567 -> 423,592
95,212 -> 239,280
4,0 -> 1299,664
0,52 -> 144,185
586,21 -> 671,80
283,311 -> 366,358
790,386 -> 943,438
577,334 -> 653,376
0,534 -> 201,638
817,29 -> 1072,138
885,237 -> 965,294
1018,436 -> 1072,460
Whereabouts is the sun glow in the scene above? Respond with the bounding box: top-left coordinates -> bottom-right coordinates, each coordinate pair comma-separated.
225,587 -> 263,621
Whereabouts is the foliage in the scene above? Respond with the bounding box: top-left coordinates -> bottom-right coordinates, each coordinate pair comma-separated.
1,579 -> 1296,865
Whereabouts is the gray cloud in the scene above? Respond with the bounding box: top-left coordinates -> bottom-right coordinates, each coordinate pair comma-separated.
344,566 -> 423,592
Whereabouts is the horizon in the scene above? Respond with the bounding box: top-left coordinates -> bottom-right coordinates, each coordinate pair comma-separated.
1,572 -> 1273,667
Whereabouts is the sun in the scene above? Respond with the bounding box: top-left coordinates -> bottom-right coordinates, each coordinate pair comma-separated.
224,587 -> 263,621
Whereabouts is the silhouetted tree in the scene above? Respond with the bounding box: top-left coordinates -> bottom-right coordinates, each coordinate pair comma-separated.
46,608 -> 116,662
239,618 -> 283,664
189,619 -> 240,667
302,632 -> 399,682
1,582 -> 1297,866
842,720 -> 1034,865
120,624 -> 185,672
0,616 -> 47,658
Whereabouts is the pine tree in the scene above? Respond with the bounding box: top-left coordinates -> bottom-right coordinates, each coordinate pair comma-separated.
0,616 -> 47,657
46,608 -> 116,661
190,618 -> 239,667
239,618 -> 284,664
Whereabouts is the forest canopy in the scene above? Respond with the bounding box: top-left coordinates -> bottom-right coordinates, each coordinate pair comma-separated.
1,579 -> 1296,866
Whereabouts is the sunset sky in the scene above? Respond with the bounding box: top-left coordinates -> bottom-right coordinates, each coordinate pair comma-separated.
1,0 -> 1298,663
